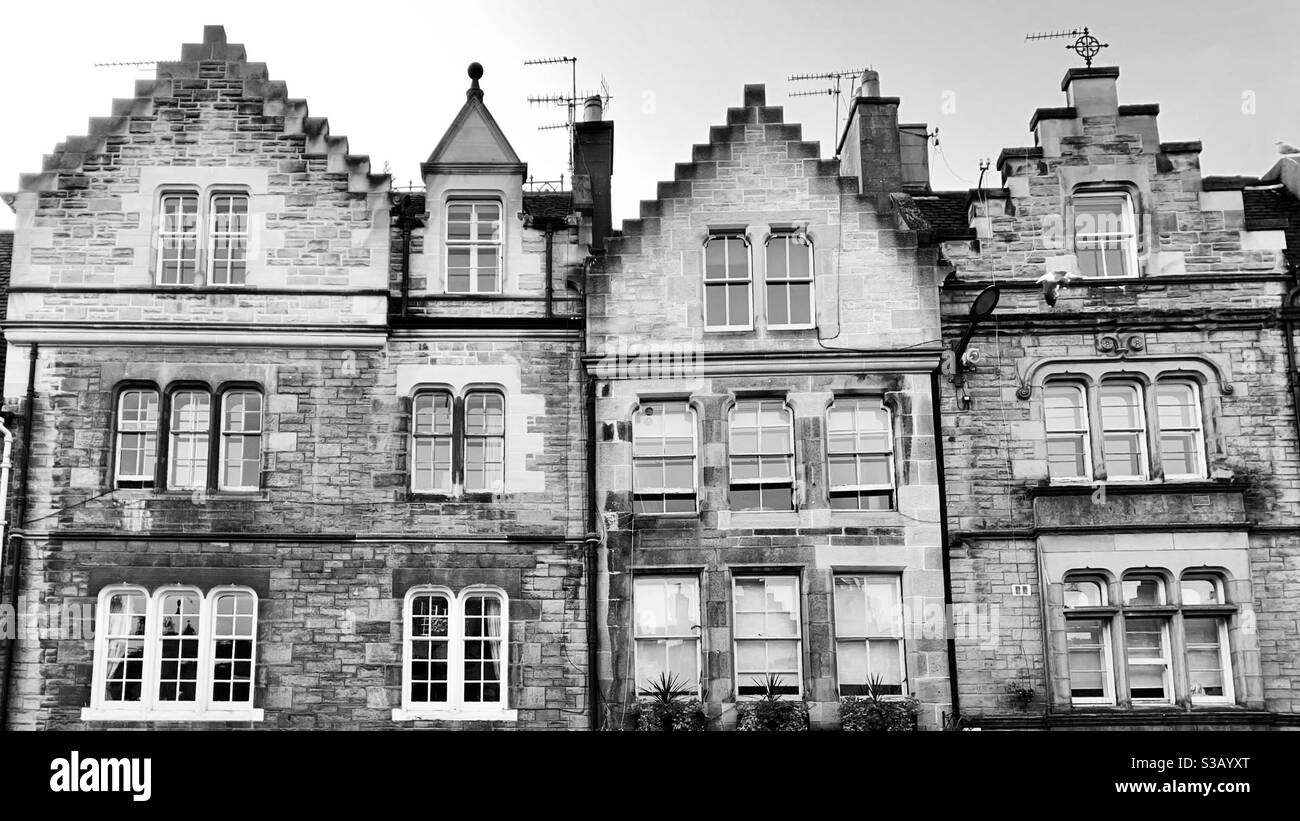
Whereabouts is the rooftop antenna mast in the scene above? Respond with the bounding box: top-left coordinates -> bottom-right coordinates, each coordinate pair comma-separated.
1024,27 -> 1109,68
525,55 -> 578,174
788,68 -> 866,155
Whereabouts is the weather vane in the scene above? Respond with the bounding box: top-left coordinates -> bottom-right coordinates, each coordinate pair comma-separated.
1024,27 -> 1109,68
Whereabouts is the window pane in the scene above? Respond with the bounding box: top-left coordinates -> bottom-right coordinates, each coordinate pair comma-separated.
766,283 -> 788,325
1122,577 -> 1164,606
1156,383 -> 1197,428
1181,578 -> 1220,606
704,239 -> 727,280
1066,618 -> 1109,699
727,283 -> 750,326
833,576 -> 868,635
704,284 -> 727,326
1100,385 -> 1142,429
787,283 -> 811,325
1063,579 -> 1105,608
1185,617 -> 1226,698
1044,386 -> 1086,430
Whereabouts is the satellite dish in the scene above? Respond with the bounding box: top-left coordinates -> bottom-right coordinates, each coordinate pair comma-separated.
970,284 -> 1000,320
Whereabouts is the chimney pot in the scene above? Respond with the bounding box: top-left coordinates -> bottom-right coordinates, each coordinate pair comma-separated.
583,96 -> 603,122
860,69 -> 881,97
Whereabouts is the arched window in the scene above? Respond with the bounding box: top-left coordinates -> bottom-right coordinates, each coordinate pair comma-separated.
412,390 -> 454,493
765,232 -> 813,329
1044,382 -> 1090,481
826,397 -> 894,510
729,399 -> 794,511
219,389 -> 263,491
85,586 -> 260,721
1155,379 -> 1205,479
115,388 -> 160,486
704,234 -> 752,330
1073,189 -> 1138,278
632,402 -> 698,514
401,587 -> 512,718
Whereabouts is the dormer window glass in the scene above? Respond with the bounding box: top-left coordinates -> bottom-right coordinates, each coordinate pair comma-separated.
1073,191 -> 1137,278
446,201 -> 502,294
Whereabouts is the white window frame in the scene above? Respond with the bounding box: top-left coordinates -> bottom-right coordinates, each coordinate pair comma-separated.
728,399 -> 795,511
157,191 -> 200,286
732,575 -> 803,699
1044,382 -> 1092,482
394,585 -> 517,721
167,389 -> 211,491
703,234 -> 754,331
832,574 -> 907,697
764,232 -> 815,330
1063,575 -> 1116,706
218,389 -> 263,492
826,398 -> 895,510
1183,615 -> 1234,706
1180,574 -> 1234,706
207,192 -> 250,286
632,402 -> 699,515
463,390 -> 506,493
1073,189 -> 1139,279
411,390 -> 454,493
82,585 -> 262,722
1155,379 -> 1207,480
1099,380 -> 1148,481
633,576 -> 703,698
115,388 -> 160,486
444,199 -> 503,295
1124,616 -> 1173,705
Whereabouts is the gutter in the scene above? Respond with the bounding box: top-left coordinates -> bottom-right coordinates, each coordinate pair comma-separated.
930,369 -> 961,727
1,344 -> 37,731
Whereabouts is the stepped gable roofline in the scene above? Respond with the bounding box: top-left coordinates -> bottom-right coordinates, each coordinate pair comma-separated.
5,25 -> 389,200
423,63 -> 527,179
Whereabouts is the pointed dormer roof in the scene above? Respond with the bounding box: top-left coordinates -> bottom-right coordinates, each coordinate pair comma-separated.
423,63 -> 527,179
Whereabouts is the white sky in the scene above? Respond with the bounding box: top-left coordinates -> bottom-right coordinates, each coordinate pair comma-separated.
2,0 -> 1298,231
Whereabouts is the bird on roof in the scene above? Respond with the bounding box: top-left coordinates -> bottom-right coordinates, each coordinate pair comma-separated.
1035,269 -> 1078,307
1278,140 -> 1300,155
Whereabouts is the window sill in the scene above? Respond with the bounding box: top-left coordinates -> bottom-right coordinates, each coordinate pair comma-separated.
702,327 -> 755,334
767,325 -> 817,332
80,708 -> 264,723
391,707 -> 518,722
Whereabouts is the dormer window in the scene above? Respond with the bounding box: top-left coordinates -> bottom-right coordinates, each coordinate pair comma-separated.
446,201 -> 502,294
1073,190 -> 1137,278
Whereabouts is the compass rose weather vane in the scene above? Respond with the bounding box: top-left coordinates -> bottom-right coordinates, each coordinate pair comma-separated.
1024,27 -> 1110,68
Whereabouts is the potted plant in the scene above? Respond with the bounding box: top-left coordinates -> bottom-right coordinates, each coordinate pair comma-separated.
736,673 -> 810,731
633,673 -> 707,732
1004,681 -> 1036,711
840,675 -> 920,731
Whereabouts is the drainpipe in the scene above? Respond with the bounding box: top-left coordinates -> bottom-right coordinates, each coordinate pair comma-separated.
1284,286 -> 1300,454
394,194 -> 422,322
545,229 -> 555,319
1,344 -> 38,731
930,368 -> 961,727
584,369 -> 601,728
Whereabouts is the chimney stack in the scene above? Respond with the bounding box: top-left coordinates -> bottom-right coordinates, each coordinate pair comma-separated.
573,96 -> 614,252
837,70 -> 904,208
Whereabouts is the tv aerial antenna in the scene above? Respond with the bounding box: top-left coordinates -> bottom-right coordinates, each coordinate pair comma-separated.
788,68 -> 867,155
1024,27 -> 1109,68
525,55 -> 581,173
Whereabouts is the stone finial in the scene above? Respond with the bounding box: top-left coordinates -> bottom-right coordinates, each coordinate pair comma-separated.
468,62 -> 484,100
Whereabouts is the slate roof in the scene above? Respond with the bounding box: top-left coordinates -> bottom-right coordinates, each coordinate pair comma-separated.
894,191 -> 975,240
1242,186 -> 1300,272
522,191 -> 574,225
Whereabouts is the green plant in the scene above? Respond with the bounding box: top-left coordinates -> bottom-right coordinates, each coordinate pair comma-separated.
1004,681 -> 1036,710
840,675 -> 920,731
634,673 -> 707,732
736,673 -> 809,732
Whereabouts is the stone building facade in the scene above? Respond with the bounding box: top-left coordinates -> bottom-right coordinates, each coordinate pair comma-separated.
0,27 -> 595,730
918,66 -> 1300,728
587,79 -> 953,730
2,27 -> 1297,733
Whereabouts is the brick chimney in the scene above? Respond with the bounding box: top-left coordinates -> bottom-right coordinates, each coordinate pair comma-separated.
573,96 -> 614,252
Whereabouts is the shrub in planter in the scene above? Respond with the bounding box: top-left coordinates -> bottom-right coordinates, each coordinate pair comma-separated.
735,674 -> 810,732
635,699 -> 708,732
840,676 -> 920,731
634,673 -> 708,732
